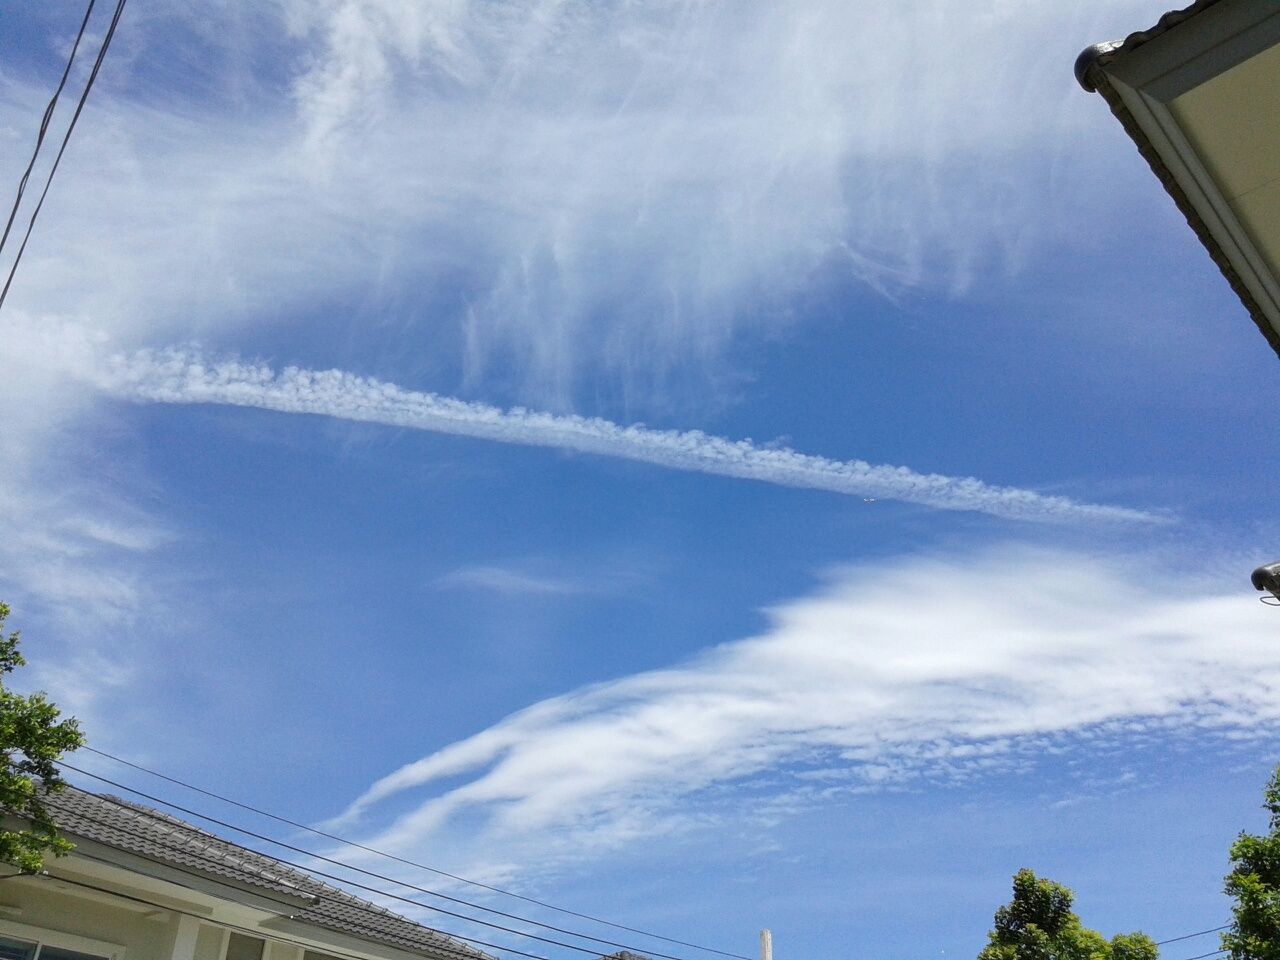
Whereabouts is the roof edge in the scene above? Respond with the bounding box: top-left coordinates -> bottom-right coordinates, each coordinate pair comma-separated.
32,787 -> 495,960
1074,41 -> 1124,91
1074,0 -> 1226,90
1086,70 -> 1280,358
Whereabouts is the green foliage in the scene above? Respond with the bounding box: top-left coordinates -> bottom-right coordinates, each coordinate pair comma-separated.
0,603 -> 85,873
978,869 -> 1158,960
1222,766 -> 1280,960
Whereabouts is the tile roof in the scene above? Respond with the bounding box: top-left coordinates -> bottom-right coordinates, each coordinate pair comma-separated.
1075,0 -> 1223,91
43,786 -> 494,960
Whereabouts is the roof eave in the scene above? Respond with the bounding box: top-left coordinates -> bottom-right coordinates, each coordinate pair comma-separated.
1075,0 -> 1280,359
1074,40 -> 1125,92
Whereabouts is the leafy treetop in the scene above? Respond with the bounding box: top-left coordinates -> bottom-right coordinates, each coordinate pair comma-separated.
1222,765 -> 1280,960
978,869 -> 1158,960
0,602 -> 86,873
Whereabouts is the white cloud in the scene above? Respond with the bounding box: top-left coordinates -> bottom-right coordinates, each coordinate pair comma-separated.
435,566 -> 588,596
0,0 -> 1162,622
80,345 -> 1157,524
2,0 -> 1160,410
332,546 -> 1280,870
0,318 -> 164,623
0,0 -> 1184,775
268,0 -> 1161,405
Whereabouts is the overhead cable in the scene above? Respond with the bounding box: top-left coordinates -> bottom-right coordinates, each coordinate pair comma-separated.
26,870 -> 536,960
0,0 -> 128,313
82,746 -> 751,960
1174,950 -> 1227,960
34,798 -> 550,960
1157,927 -> 1229,946
59,757 -> 1235,960
0,0 -> 97,259
54,770 -> 677,960
62,761 -> 694,960
31,869 -> 1246,960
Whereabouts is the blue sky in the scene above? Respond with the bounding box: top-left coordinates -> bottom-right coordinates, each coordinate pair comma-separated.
2,2 -> 1279,959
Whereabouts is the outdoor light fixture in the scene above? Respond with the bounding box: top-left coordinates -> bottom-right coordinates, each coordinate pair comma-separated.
1251,562 -> 1280,605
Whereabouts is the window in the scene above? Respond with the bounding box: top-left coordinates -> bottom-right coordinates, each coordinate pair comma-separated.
0,936 -> 36,960
224,934 -> 263,960
0,933 -> 111,960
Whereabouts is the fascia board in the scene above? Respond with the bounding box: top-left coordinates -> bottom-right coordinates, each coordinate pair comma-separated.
1106,0 -> 1280,97
55,838 -> 316,918
259,916 -> 452,960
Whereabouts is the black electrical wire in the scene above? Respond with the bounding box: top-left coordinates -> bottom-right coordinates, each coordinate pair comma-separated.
61,760 -> 700,960
0,0 -> 128,313
77,751 -> 1232,960
33,800 -> 551,960
82,745 -> 751,960
23,870 -> 539,960
1175,950 -> 1227,960
52,778 -> 662,960
0,0 -> 97,258
1157,927 -> 1229,946
35,871 -> 1241,960
53,759 -> 1241,960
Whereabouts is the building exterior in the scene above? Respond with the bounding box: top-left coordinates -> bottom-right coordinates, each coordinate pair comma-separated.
0,788 -> 491,960
1076,0 -> 1280,356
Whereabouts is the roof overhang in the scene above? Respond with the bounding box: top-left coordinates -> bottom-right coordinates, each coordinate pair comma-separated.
1076,0 -> 1280,357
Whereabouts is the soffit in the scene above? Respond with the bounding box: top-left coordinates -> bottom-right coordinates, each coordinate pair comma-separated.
1168,40 -> 1280,201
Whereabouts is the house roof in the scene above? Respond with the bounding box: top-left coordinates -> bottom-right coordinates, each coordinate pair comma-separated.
42,786 -> 493,960
1074,0 -> 1280,358
1074,0 -> 1224,91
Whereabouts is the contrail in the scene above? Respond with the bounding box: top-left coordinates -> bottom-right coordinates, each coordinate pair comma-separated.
91,347 -> 1160,524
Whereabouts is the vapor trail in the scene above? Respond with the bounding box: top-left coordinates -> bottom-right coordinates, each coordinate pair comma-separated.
93,348 -> 1158,524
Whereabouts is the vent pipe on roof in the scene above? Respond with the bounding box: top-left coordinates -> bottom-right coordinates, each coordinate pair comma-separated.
760,930 -> 772,960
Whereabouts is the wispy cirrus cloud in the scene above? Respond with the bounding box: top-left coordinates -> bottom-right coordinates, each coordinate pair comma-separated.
435,566 -> 589,597
3,1 -> 1159,411
81,346 -> 1159,524
0,1 -> 1183,796
332,546 -> 1280,873
0,320 -> 164,621
0,0 -> 1160,624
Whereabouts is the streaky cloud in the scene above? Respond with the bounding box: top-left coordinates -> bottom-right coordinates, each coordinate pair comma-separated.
331,546 -> 1280,871
88,347 -> 1160,525
435,565 -> 587,596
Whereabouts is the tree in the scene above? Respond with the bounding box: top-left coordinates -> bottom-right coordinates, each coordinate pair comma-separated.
1222,765 -> 1280,960
0,602 -> 85,873
978,869 -> 1158,960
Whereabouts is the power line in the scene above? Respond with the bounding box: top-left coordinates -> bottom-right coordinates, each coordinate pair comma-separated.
22,870 -> 530,960
61,761 -> 696,960
0,0 -> 128,313
36,797 -> 550,960
54,774 -> 669,960
56,758 -> 1239,960
1157,927 -> 1228,946
81,746 -> 750,960
0,0 -> 97,259
31,870 -> 1243,960
1174,950 -> 1227,960
73,752 -> 1230,960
